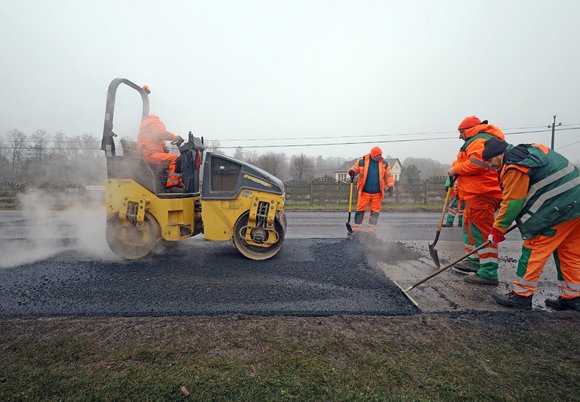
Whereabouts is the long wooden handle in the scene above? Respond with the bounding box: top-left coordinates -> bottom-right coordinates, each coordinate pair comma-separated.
437,187 -> 454,230
407,224 -> 518,291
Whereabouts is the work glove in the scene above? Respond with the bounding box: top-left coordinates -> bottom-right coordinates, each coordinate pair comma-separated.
488,227 -> 505,244
387,187 -> 393,197
348,170 -> 355,180
444,176 -> 451,190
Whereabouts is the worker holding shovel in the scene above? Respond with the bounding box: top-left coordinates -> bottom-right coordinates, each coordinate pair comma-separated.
481,138 -> 580,310
442,176 -> 464,228
448,116 -> 505,285
348,146 -> 394,234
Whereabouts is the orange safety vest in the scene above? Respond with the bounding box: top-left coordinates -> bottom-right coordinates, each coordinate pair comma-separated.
452,124 -> 504,200
350,153 -> 394,198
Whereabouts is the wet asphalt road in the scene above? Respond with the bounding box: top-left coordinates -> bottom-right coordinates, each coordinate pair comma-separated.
0,210 -> 423,317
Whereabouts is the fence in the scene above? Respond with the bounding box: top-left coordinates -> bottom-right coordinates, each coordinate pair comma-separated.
284,176 -> 448,206
0,176 -> 449,209
0,182 -> 24,208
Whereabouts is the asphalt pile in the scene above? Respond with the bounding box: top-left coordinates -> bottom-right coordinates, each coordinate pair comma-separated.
0,238 -> 418,317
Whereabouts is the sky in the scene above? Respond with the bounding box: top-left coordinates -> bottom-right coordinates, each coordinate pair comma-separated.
1,0 -> 579,164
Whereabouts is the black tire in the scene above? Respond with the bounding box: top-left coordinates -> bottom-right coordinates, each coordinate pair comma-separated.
233,211 -> 285,261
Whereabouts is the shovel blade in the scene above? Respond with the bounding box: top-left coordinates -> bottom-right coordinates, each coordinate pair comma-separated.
428,244 -> 441,268
346,222 -> 353,234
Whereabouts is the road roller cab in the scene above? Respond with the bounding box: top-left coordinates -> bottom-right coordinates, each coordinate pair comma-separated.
101,78 -> 286,260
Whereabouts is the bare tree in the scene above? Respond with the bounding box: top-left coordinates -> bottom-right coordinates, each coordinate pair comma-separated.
79,133 -> 100,159
51,131 -> 66,160
314,155 -> 348,177
289,153 -> 315,180
233,147 -> 244,161
256,152 -> 288,179
5,130 -> 27,181
403,157 -> 448,179
30,129 -> 49,161
205,140 -> 223,155
242,150 -> 260,166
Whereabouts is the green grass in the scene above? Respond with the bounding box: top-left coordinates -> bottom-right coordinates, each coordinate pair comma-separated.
1,314 -> 579,401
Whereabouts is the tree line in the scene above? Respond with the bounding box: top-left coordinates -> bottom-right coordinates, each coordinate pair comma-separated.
0,129 -> 450,188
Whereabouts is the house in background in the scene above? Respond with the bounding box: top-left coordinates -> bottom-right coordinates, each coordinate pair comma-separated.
335,158 -> 402,183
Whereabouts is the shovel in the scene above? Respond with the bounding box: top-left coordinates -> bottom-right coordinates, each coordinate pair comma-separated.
428,183 -> 455,267
345,177 -> 354,234
397,225 -> 517,302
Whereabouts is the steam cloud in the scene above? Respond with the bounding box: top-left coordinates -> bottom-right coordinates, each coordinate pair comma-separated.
0,189 -> 117,268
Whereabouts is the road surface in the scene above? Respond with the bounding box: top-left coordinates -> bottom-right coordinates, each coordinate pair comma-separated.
0,210 -> 558,315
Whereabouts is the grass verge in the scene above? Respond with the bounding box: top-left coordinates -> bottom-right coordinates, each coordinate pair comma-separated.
1,313 -> 579,401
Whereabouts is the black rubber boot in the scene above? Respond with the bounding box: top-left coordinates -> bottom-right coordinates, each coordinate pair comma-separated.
492,291 -> 532,310
453,260 -> 479,274
545,296 -> 580,311
464,274 -> 499,286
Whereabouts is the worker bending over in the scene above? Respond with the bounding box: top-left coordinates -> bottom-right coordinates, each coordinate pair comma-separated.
482,138 -> 580,310
137,115 -> 184,192
348,146 -> 394,233
448,116 -> 505,285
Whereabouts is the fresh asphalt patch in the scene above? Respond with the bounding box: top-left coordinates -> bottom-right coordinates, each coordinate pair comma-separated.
0,238 -> 418,317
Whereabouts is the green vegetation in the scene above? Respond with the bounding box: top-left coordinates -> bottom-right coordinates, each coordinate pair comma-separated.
1,314 -> 578,401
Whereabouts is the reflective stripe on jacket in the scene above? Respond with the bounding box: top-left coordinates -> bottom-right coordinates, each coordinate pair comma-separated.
350,153 -> 394,198
452,124 -> 504,200
495,143 -> 580,239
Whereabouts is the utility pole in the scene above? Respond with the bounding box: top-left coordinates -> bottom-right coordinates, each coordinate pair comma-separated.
549,115 -> 561,150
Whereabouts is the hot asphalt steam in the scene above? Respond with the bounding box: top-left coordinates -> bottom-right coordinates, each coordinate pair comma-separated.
0,189 -> 116,268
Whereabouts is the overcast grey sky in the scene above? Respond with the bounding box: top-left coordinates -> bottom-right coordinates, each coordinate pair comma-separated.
1,0 -> 579,163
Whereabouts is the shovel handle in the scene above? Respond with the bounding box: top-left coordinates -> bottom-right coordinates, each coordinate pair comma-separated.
437,187 -> 454,230
407,224 -> 518,292
347,179 -> 354,214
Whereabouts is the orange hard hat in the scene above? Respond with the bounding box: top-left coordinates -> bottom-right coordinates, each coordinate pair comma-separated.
370,146 -> 383,157
458,116 -> 482,131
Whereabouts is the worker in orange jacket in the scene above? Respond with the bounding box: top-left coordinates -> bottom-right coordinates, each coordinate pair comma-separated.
481,138 -> 580,311
348,146 -> 394,233
137,115 -> 184,191
448,116 -> 504,285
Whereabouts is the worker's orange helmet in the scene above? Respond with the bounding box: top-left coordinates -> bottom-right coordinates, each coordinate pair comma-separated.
457,116 -> 481,131
370,146 -> 383,157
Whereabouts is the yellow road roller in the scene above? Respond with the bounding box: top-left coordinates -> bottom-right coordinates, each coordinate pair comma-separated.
100,78 -> 286,260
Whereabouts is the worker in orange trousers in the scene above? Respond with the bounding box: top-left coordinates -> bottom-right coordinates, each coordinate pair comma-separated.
348,146 -> 394,234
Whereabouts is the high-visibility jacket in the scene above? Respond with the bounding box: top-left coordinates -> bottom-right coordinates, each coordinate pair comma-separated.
452,124 -> 505,200
493,143 -> 580,239
137,115 -> 179,157
350,153 -> 394,198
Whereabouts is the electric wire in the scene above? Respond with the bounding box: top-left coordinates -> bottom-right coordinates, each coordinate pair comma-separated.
8,123 -> 570,143
557,139 -> 580,150
2,126 -> 578,150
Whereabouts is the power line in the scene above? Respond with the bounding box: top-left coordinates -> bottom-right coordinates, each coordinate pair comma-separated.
2,126 -> 579,150
557,139 -> 580,150
219,126 -> 580,148
4,123 -> 563,144
213,124 -> 553,143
